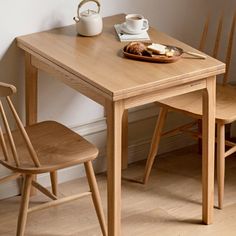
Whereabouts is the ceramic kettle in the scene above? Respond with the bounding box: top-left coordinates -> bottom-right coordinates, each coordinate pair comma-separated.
73,0 -> 103,36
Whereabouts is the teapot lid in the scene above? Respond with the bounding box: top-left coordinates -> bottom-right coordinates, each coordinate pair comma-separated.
80,9 -> 98,17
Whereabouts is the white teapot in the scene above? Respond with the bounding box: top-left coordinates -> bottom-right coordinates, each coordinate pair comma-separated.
73,0 -> 103,36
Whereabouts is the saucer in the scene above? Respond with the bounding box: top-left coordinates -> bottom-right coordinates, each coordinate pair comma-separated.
120,22 -> 149,35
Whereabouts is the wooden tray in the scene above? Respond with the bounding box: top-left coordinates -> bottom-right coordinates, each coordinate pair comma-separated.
123,45 -> 183,63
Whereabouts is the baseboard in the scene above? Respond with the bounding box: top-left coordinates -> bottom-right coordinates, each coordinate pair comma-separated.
38,104 -> 195,187
70,103 -> 159,136
38,131 -> 195,187
0,179 -> 21,200
0,104 -> 195,197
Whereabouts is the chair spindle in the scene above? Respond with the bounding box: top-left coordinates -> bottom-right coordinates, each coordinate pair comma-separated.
213,11 -> 224,58
6,97 -> 40,167
0,126 -> 10,161
0,101 -> 20,166
199,13 -> 210,51
223,10 -> 236,84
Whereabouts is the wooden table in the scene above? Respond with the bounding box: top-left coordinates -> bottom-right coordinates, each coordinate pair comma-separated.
17,14 -> 225,236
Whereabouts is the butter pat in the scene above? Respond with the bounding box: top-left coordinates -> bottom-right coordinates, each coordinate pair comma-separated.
147,43 -> 166,54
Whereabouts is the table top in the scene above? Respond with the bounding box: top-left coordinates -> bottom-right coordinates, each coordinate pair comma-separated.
17,14 -> 225,101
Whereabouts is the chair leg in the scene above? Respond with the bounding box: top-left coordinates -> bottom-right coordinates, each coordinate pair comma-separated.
84,161 -> 107,236
197,119 -> 202,154
50,171 -> 58,196
20,175 -> 26,196
17,174 -> 33,236
122,110 -> 129,170
143,107 -> 168,184
217,123 -> 225,209
30,175 -> 37,196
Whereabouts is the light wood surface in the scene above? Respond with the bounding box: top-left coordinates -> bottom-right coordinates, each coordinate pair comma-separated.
31,180 -> 57,200
17,174 -> 33,236
106,100 -> 124,236
25,52 -> 38,195
0,84 -> 106,236
0,121 -> 100,173
6,96 -> 40,168
25,53 -> 38,126
122,110 -> 128,170
85,161 -> 108,236
199,13 -> 210,51
156,84 -> 236,123
27,191 -> 91,213
0,100 -> 20,166
50,171 -> 58,196
17,14 -> 224,101
0,82 -> 17,97
142,11 -> 235,211
16,14 -> 225,235
217,122 -> 225,210
0,125 -> 10,162
213,11 -> 224,58
202,76 -> 216,224
224,10 -> 236,84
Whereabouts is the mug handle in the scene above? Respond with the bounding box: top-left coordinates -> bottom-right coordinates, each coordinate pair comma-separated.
143,19 -> 149,29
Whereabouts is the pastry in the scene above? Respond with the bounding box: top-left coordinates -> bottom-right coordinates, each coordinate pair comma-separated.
124,42 -> 147,56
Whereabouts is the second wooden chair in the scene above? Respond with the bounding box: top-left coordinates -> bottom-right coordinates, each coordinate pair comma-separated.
142,10 -> 236,210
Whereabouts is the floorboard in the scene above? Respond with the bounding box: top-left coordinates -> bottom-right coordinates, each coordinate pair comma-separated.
1,145 -> 236,235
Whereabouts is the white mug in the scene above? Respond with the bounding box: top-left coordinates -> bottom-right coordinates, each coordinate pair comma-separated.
125,14 -> 149,31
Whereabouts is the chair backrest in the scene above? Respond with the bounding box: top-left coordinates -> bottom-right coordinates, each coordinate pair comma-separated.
199,10 -> 236,85
0,82 -> 40,168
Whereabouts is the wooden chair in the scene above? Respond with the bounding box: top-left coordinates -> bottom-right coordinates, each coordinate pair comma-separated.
0,82 -> 107,236
141,10 -> 236,209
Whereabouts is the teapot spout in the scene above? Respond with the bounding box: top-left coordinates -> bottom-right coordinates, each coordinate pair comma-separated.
73,16 -> 80,23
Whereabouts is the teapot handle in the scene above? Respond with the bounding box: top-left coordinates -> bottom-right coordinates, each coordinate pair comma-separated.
77,0 -> 101,17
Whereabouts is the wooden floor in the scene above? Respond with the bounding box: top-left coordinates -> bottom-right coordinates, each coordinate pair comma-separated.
1,145 -> 236,235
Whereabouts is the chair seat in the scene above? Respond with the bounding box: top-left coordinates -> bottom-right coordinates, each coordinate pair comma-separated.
157,84 -> 236,124
0,121 -> 98,173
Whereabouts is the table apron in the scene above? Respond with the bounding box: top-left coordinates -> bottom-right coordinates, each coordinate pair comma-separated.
124,79 -> 207,109
31,55 -> 109,107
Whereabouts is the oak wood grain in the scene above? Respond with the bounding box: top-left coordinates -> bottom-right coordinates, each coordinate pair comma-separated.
17,14 -> 225,101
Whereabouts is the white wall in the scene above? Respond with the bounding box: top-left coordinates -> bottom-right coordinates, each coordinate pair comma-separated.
0,0 -> 164,198
0,0 -> 235,198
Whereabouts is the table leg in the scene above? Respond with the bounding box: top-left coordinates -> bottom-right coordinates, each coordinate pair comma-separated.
25,53 -> 38,126
25,52 -> 38,196
106,100 -> 124,236
202,76 -> 216,224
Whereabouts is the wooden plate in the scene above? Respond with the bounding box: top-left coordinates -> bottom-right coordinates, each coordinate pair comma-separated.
123,44 -> 183,63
